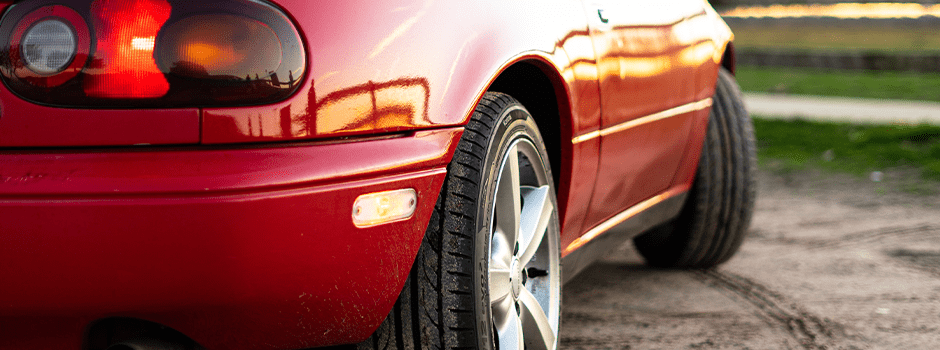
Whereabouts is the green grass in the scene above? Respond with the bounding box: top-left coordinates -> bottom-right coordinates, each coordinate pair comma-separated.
753,118 -> 940,186
736,66 -> 940,102
728,22 -> 940,54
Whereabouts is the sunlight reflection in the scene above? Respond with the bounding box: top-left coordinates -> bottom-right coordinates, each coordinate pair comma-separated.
722,3 -> 940,19
315,78 -> 430,134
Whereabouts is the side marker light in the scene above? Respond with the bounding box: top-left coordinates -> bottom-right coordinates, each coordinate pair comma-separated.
352,189 -> 418,228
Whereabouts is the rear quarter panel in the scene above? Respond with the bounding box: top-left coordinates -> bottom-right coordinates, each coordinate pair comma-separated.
250,0 -> 734,265
210,0 -> 607,246
204,0 -> 600,144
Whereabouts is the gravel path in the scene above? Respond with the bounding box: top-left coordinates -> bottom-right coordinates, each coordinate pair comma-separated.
743,93 -> 940,125
560,169 -> 940,349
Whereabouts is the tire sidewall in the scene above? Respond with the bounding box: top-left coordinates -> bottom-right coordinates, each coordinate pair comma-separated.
472,103 -> 559,349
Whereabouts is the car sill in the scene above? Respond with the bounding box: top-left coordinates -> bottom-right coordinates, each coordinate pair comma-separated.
560,186 -> 689,283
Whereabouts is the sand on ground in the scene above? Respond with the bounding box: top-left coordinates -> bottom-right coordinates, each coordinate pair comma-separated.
561,169 -> 940,350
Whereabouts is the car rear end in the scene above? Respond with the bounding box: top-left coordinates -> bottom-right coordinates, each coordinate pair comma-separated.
0,0 -> 456,348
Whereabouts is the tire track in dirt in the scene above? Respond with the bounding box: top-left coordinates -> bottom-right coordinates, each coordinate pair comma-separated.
887,248 -> 940,278
695,269 -> 860,350
753,224 -> 940,249
814,224 -> 940,249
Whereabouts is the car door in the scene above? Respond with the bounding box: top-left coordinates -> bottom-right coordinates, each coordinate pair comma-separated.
580,0 -> 716,229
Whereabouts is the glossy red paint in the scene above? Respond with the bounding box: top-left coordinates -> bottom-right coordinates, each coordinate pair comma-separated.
202,0 -> 600,142
0,86 -> 200,147
580,1 -> 732,231
0,128 -> 460,196
202,0 -> 610,251
558,138 -> 602,254
672,8 -> 731,191
0,0 -> 736,347
0,128 -> 462,349
1,170 -> 445,350
670,108 -> 712,189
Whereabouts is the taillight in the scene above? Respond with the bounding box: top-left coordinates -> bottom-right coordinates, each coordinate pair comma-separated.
7,5 -> 90,88
21,20 -> 75,74
0,0 -> 305,107
83,0 -> 172,99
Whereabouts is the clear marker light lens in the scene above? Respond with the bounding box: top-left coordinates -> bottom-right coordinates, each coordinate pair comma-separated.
352,189 -> 418,228
21,19 -> 76,75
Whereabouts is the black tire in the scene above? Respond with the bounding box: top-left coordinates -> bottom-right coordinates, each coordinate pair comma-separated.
356,92 -> 562,350
633,67 -> 757,268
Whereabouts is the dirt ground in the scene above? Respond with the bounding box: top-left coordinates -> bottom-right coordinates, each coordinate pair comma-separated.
560,169 -> 940,349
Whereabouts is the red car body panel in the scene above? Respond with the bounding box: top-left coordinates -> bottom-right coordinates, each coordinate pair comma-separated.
579,1 -> 730,233
0,129 -> 461,349
0,0 -> 734,347
0,74 -> 200,148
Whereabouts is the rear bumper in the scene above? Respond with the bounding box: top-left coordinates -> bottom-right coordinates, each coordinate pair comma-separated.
0,128 -> 461,350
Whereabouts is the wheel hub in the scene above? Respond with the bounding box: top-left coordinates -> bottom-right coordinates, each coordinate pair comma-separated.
510,257 -> 523,299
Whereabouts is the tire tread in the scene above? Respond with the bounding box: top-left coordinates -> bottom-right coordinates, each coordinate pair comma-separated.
356,92 -> 519,350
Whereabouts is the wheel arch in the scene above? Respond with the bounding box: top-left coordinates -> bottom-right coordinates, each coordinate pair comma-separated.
484,57 -> 573,220
721,41 -> 736,75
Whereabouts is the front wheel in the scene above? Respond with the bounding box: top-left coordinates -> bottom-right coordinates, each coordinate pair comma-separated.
361,92 -> 561,350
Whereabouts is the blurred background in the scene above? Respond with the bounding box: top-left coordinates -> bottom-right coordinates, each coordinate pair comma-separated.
711,0 -> 940,194
562,3 -> 940,348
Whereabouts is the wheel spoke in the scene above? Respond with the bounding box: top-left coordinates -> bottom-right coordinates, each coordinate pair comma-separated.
487,138 -> 559,350
492,293 -> 515,326
495,302 -> 524,350
491,222 -> 514,270
518,185 -> 553,266
494,144 -> 521,249
519,288 -> 557,350
489,263 -> 512,303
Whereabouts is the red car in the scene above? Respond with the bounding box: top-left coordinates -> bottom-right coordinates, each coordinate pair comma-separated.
0,0 -> 755,349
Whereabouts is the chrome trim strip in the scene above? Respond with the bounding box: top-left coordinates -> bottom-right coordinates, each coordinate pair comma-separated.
570,98 -> 713,144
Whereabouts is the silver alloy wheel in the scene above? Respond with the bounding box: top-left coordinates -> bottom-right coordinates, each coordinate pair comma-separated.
488,137 -> 560,350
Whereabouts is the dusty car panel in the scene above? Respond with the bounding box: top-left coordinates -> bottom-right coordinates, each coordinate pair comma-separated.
0,0 -> 743,348
0,128 -> 461,349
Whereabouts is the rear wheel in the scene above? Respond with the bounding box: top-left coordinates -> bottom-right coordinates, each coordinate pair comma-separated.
633,67 -> 756,268
360,92 -> 561,350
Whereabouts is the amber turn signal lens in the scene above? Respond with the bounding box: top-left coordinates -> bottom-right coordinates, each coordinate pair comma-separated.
156,14 -> 282,81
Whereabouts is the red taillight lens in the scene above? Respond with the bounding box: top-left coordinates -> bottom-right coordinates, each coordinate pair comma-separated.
83,0 -> 171,99
0,0 -> 305,107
